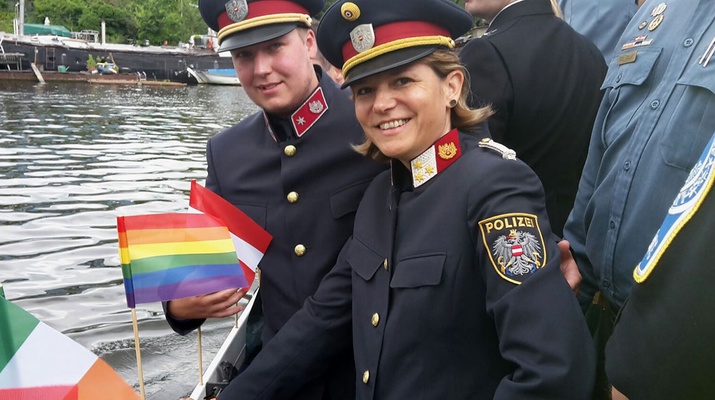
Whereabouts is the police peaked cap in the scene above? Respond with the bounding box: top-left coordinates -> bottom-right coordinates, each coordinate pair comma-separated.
317,0 -> 473,87
199,0 -> 325,51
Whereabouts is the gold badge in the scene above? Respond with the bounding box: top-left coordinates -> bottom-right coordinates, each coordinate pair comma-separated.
651,2 -> 667,16
438,142 -> 458,160
648,14 -> 664,31
618,50 -> 638,65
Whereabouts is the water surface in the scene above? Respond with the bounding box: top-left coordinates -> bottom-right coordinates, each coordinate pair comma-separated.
0,80 -> 259,399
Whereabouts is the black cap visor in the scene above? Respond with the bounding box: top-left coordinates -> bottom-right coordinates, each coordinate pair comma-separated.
218,22 -> 300,52
341,45 -> 438,88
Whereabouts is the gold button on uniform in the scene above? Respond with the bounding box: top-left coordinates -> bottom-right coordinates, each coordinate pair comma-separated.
383,258 -> 388,270
287,191 -> 299,203
362,370 -> 370,384
284,145 -> 296,157
371,313 -> 379,327
294,244 -> 306,256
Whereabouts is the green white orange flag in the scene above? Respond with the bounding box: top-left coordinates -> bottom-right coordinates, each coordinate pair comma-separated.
0,296 -> 140,400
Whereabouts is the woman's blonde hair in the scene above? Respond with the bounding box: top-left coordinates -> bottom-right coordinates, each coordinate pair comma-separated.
353,49 -> 493,161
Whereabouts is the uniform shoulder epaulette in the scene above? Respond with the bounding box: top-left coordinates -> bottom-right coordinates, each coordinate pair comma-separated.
478,138 -> 516,160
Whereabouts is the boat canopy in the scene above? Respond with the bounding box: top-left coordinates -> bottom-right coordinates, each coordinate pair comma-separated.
24,24 -> 71,37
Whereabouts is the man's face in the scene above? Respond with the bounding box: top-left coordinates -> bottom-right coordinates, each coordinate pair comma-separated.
464,0 -> 510,21
231,28 -> 319,117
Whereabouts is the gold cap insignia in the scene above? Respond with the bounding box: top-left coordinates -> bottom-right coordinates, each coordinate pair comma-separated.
341,2 -> 361,21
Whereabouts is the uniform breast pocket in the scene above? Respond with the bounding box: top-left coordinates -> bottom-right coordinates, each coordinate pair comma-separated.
390,254 -> 446,289
600,47 -> 662,146
330,179 -> 373,220
659,61 -> 715,170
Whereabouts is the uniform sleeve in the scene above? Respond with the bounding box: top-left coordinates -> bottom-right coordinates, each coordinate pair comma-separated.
469,158 -> 595,399
563,96 -> 610,309
459,38 -> 512,142
217,239 -> 354,400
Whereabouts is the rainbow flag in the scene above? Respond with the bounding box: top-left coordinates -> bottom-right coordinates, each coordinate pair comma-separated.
0,296 -> 140,400
189,180 -> 273,286
118,213 -> 248,308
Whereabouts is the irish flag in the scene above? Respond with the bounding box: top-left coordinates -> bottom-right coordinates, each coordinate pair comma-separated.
189,180 -> 273,286
118,213 -> 248,308
0,296 -> 140,400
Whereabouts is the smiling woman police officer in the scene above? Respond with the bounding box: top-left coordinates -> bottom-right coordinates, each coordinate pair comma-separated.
216,0 -> 595,399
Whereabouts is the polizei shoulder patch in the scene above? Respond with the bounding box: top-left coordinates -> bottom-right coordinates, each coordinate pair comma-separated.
479,213 -> 546,284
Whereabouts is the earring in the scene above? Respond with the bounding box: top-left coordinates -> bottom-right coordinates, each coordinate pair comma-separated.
449,99 -> 457,108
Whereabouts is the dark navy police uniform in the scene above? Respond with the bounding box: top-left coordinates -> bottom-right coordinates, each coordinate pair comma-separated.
221,130 -> 596,400
166,69 -> 386,398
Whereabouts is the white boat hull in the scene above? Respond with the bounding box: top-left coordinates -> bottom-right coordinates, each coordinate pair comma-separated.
187,67 -> 241,86
188,285 -> 258,400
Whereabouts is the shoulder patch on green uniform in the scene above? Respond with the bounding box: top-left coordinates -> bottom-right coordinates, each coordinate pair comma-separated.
478,213 -> 546,284
478,138 -> 516,160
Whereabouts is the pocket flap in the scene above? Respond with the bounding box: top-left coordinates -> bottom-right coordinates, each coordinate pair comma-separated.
602,47 -> 662,90
347,239 -> 384,281
390,254 -> 446,288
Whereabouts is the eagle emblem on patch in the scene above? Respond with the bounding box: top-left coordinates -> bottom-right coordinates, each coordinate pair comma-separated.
226,0 -> 248,23
479,213 -> 546,284
308,100 -> 324,114
350,24 -> 375,53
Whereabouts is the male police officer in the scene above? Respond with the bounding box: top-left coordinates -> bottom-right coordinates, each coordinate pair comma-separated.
163,0 -> 386,398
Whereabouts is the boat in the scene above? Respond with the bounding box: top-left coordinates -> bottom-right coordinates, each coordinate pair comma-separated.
185,284 -> 259,400
0,26 -> 234,83
187,67 -> 241,86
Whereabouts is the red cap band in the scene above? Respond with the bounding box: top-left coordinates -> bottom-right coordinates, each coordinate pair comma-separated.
341,21 -> 451,62
217,0 -> 310,30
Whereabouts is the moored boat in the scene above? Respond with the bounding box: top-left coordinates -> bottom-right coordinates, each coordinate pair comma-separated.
0,30 -> 234,83
187,67 -> 241,86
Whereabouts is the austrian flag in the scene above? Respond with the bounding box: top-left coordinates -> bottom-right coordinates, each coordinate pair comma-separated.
189,180 -> 273,287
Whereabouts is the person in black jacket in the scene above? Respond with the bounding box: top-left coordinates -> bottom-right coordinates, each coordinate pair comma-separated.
216,0 -> 595,398
163,1 -> 386,398
460,0 -> 606,237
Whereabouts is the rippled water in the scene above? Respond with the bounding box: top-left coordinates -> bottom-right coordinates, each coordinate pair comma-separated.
0,80 -> 259,399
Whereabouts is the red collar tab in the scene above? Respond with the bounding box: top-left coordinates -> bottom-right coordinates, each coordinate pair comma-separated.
218,0 -> 309,30
290,87 -> 328,137
342,21 -> 450,61
410,129 -> 461,188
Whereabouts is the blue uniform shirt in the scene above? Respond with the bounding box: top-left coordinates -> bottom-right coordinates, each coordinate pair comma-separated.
559,0 -> 638,60
564,0 -> 715,309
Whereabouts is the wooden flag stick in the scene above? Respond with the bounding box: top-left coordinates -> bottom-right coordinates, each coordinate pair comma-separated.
131,308 -> 147,400
198,326 -> 204,386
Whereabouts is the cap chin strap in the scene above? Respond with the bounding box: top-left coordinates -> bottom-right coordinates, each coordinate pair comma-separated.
218,13 -> 312,44
342,36 -> 454,77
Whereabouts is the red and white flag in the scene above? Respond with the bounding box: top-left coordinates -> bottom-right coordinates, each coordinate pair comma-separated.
188,180 -> 272,287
